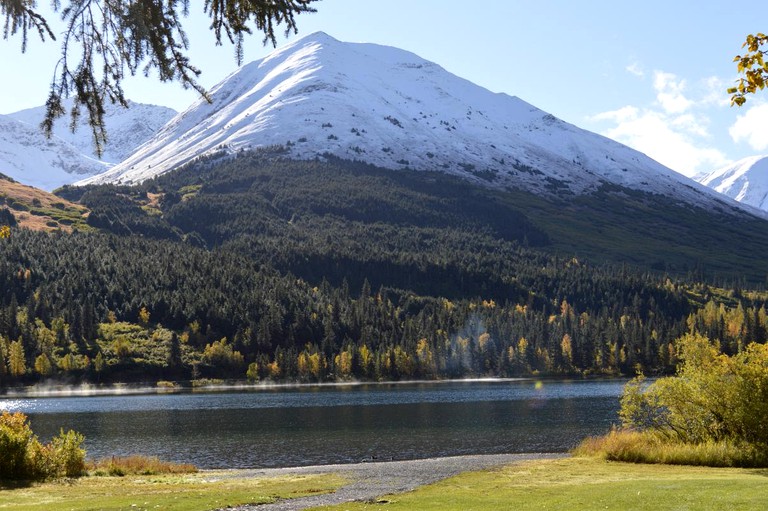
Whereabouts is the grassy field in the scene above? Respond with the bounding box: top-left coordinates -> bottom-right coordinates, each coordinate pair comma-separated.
0,470 -> 344,511
312,457 -> 768,511
2,457 -> 767,510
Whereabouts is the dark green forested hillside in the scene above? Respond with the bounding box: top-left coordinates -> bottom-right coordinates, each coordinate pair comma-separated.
1,152 -> 767,385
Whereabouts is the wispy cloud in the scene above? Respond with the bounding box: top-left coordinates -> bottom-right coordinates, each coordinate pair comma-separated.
625,62 -> 644,77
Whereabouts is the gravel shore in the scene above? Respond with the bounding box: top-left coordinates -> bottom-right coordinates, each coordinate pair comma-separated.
220,452 -> 566,511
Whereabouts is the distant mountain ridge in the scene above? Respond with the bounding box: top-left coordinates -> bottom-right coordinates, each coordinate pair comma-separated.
0,101 -> 175,190
9,99 -> 177,164
75,32 -> 747,218
696,155 -> 768,211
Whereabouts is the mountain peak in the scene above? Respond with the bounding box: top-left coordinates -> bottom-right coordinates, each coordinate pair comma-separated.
697,155 -> 768,211
74,34 -> 754,218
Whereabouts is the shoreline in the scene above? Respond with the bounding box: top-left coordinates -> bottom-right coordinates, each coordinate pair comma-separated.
0,377 -> 538,399
0,375 -> 628,399
213,452 -> 567,511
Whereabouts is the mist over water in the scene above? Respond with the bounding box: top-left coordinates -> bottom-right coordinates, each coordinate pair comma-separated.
1,380 -> 624,469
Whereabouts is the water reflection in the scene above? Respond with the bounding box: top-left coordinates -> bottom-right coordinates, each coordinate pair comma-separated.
0,380 -> 624,468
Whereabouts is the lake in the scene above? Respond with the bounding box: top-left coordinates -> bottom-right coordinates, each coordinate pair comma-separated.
0,379 -> 624,469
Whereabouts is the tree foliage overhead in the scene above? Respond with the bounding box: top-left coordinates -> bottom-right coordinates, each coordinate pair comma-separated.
0,0 -> 317,155
729,32 -> 768,106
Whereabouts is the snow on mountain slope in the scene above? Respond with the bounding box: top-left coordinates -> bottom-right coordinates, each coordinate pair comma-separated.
0,114 -> 108,190
9,100 -> 176,164
77,32 -> 750,215
696,155 -> 768,211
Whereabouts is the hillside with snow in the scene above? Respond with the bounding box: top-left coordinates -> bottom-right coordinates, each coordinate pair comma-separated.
696,155 -> 768,211
76,32 -> 740,215
0,101 -> 176,190
0,114 -> 107,190
9,100 -> 176,164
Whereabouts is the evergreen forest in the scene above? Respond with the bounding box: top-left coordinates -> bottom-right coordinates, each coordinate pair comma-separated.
1,152 -> 767,386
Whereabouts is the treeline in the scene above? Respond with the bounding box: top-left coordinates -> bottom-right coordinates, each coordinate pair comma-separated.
0,226 -> 758,385
1,153 -> 766,385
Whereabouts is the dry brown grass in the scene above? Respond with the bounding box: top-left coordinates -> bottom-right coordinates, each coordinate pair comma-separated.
573,428 -> 768,468
0,178 -> 88,232
87,455 -> 198,476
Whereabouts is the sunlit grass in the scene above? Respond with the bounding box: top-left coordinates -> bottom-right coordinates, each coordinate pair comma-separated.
0,470 -> 345,511
88,455 -> 198,476
574,428 -> 768,467
311,457 -> 768,511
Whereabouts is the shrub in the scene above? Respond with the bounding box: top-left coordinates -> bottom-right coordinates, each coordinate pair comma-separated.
621,334 -> 768,445
579,333 -> 768,467
52,430 -> 86,477
0,412 -> 34,480
0,411 -> 86,481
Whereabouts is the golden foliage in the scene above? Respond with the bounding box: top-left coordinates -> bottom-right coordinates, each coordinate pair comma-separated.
729,32 -> 768,106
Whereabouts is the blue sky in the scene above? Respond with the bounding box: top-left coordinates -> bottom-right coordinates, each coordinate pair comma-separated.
1,0 -> 766,177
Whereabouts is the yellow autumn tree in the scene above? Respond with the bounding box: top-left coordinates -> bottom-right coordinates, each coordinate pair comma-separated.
34,353 -> 53,376
561,333 -> 573,367
138,306 -> 151,326
7,340 -> 26,377
202,338 -> 244,369
730,33 -> 768,105
334,349 -> 353,380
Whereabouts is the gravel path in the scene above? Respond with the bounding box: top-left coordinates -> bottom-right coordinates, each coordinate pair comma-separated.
220,453 -> 565,511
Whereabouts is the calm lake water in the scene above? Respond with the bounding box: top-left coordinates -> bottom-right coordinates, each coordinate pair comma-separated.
0,379 -> 624,469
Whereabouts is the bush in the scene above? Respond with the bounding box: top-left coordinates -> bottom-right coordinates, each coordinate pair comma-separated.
52,430 -> 87,477
621,334 -> 768,445
0,412 -> 34,480
578,333 -> 768,467
0,412 -> 86,481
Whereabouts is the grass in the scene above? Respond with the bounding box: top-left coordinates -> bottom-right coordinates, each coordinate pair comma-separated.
0,470 -> 345,511
87,455 -> 198,476
573,429 -> 768,468
0,178 -> 90,232
310,457 -> 768,511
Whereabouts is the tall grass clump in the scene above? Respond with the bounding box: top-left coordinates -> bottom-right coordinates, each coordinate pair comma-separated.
575,333 -> 768,467
88,455 -> 197,476
0,411 -> 85,481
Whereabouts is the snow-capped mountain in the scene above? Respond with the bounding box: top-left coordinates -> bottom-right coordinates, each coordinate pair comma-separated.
696,155 -> 768,211
9,100 -> 176,164
75,32 -> 751,215
0,101 -> 176,190
0,114 -> 108,190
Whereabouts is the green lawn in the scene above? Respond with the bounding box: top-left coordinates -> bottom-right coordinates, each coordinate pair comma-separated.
3,457 -> 766,511
0,471 -> 344,511
312,457 -> 768,511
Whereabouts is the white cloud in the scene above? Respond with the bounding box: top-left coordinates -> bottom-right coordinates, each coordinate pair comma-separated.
588,69 -> 737,177
653,71 -> 692,114
596,107 -> 728,177
729,102 -> 768,151
590,105 -> 638,123
626,62 -> 644,77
